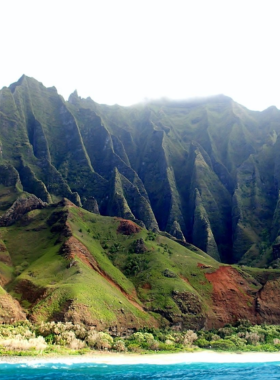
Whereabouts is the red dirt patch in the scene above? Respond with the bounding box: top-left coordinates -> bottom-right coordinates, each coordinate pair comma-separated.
60,236 -> 100,271
117,219 -> 141,235
205,266 -> 258,328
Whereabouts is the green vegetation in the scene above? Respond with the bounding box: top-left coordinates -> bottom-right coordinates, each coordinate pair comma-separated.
3,76 -> 280,334
1,189 -> 280,330
0,191 -> 220,329
2,76 -> 280,265
1,321 -> 280,356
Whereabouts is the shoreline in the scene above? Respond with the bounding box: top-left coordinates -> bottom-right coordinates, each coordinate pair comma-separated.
1,351 -> 280,365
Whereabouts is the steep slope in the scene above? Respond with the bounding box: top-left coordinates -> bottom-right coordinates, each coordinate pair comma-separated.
70,94 -> 280,265
1,189 -> 280,329
1,76 -> 280,266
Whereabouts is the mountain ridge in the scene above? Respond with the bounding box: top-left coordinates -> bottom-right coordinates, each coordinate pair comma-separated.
1,75 -> 280,267
2,76 -> 280,329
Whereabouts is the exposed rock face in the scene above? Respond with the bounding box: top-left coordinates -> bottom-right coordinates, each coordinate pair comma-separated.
117,219 -> 141,235
46,207 -> 73,245
172,291 -> 202,315
18,161 -> 52,203
204,266 -> 280,328
205,266 -> 258,328
192,189 -> 220,261
0,194 -> 47,226
59,236 -> 101,271
0,163 -> 20,187
83,196 -> 100,214
14,279 -> 46,305
151,291 -> 205,331
170,221 -> 186,242
257,278 -> 280,324
0,293 -> 26,323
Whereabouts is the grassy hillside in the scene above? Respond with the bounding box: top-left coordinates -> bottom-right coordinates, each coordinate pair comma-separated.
1,187 -> 280,329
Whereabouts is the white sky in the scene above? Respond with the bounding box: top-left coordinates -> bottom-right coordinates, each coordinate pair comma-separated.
1,0 -> 280,110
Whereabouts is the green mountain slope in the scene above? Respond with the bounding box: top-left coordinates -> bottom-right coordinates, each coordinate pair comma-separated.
1,76 -> 280,268
1,189 -> 280,329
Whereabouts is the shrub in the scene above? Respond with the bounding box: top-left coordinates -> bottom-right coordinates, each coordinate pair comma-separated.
94,332 -> 113,350
165,334 -> 175,342
130,332 -> 154,344
210,334 -> 220,342
218,327 -> 235,338
0,336 -> 47,351
210,339 -> 236,351
165,339 -> 175,346
183,330 -> 198,346
113,340 -> 126,352
245,332 -> 263,346
227,335 -> 247,348
55,331 -> 76,346
86,332 -> 97,347
127,343 -> 141,352
37,321 -> 87,341
143,333 -> 155,344
158,342 -> 175,351
0,324 -> 35,340
195,338 -> 210,348
261,344 -> 278,352
130,332 -> 145,342
148,339 -> 159,350
69,338 -> 85,350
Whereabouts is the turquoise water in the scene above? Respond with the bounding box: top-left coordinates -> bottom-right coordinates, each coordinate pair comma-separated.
1,362 -> 280,379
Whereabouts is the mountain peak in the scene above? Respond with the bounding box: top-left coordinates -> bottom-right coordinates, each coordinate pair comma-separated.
68,90 -> 80,104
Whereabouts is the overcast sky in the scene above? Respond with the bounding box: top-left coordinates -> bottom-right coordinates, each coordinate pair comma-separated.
1,0 -> 279,110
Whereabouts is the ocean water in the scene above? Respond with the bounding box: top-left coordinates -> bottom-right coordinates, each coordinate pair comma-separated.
1,361 -> 280,380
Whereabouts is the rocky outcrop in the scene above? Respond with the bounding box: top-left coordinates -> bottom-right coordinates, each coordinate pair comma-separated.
169,221 -> 186,242
83,196 -> 100,214
256,278 -> 280,324
162,269 -> 177,278
0,163 -> 20,187
192,189 -> 220,261
130,238 -> 147,253
0,194 -> 47,226
17,161 -> 52,203
0,292 -> 26,324
14,279 -> 46,305
117,219 -> 141,235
